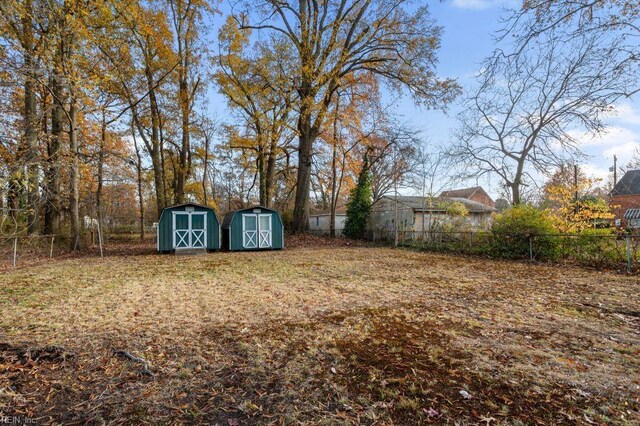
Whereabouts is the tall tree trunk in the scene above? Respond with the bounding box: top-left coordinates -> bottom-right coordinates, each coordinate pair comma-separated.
202,128 -> 210,206
172,0 -> 196,205
175,78 -> 190,204
22,0 -> 39,234
329,93 -> 341,238
265,135 -> 278,208
511,183 -> 521,206
97,111 -> 105,238
7,177 -> 19,219
159,114 -> 168,206
144,65 -> 166,217
44,48 -> 64,235
132,123 -> 145,240
292,97 -> 315,233
511,158 -> 525,205
69,91 -> 80,250
257,145 -> 266,206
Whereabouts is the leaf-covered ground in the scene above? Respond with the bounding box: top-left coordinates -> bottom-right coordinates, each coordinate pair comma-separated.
0,241 -> 638,424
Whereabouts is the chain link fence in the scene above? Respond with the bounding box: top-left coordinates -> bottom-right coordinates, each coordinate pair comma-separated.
366,229 -> 639,274
0,231 -> 155,270
0,234 -> 72,269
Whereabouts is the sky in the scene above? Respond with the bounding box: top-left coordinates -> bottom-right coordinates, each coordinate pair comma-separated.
206,0 -> 640,199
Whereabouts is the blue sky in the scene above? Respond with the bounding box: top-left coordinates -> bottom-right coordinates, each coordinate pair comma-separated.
207,0 -> 640,197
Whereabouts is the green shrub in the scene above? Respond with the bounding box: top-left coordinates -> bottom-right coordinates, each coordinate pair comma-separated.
573,228 -> 620,266
491,205 -> 558,260
343,155 -> 372,240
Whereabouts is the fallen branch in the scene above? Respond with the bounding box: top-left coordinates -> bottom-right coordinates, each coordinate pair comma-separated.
113,350 -> 154,376
579,303 -> 640,318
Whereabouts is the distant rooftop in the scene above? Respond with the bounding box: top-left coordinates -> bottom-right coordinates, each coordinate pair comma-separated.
310,204 -> 347,216
379,195 -> 496,213
611,170 -> 640,196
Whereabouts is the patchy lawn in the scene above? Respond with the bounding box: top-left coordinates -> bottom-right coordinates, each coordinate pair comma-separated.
0,243 -> 638,424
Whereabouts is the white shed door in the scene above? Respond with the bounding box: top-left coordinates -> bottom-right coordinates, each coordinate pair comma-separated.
258,214 -> 272,248
243,214 -> 258,248
173,211 -> 207,249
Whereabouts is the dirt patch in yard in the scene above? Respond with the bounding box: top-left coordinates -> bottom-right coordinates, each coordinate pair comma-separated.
0,245 -> 638,424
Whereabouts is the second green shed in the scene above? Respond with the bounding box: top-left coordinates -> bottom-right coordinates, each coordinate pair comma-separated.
157,203 -> 220,252
222,206 -> 284,251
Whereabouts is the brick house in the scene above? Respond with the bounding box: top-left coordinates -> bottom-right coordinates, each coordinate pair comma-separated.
610,169 -> 640,229
440,186 -> 496,209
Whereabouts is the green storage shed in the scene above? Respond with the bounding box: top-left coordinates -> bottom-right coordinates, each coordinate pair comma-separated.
157,203 -> 220,252
222,206 -> 284,251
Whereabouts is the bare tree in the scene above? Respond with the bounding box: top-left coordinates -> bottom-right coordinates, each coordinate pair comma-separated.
503,1 -> 639,97
627,147 -> 640,170
368,126 -> 418,203
450,29 -> 633,205
408,143 -> 452,233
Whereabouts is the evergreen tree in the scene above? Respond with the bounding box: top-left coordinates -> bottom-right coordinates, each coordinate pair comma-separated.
343,155 -> 372,239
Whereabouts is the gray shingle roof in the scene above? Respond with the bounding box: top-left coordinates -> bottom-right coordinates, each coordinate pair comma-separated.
310,204 -> 347,216
380,195 -> 495,213
440,186 -> 482,199
611,170 -> 640,196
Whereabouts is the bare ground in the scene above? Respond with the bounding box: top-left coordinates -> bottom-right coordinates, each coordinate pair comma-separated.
0,240 -> 638,425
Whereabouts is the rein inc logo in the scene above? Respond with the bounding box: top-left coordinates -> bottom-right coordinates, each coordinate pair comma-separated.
0,417 -> 36,424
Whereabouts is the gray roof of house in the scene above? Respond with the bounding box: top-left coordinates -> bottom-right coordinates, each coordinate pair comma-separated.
440,186 -> 490,200
611,170 -> 640,196
379,195 -> 496,213
309,204 -> 347,217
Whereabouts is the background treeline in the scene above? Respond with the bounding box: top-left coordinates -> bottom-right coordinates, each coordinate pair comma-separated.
0,0 -> 461,246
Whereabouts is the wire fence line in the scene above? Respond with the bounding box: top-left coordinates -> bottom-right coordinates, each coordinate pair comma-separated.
364,229 -> 639,274
0,231 -> 154,269
0,234 -> 66,268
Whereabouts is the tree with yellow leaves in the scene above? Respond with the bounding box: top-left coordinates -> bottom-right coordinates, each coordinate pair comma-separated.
543,165 -> 615,233
214,16 -> 296,207
235,0 -> 460,232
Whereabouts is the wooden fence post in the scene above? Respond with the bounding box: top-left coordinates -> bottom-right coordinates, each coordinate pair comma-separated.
98,222 -> 104,258
13,237 -> 17,267
50,236 -> 55,258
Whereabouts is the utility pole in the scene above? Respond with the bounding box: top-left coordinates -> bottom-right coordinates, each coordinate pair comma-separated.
574,164 -> 579,214
611,155 -> 617,187
394,144 -> 399,247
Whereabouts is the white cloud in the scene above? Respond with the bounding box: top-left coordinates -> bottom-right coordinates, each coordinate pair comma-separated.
570,126 -> 639,148
602,141 -> 640,162
560,124 -> 639,179
611,102 -> 640,126
580,163 -> 611,182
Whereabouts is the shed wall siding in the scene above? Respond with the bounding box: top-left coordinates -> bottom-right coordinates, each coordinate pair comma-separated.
228,209 -> 284,250
368,198 -> 415,232
308,215 -> 346,234
158,205 -> 220,251
414,211 -> 493,231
